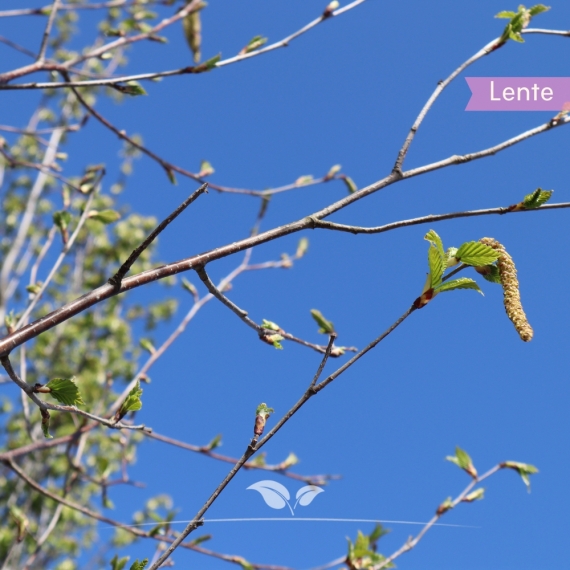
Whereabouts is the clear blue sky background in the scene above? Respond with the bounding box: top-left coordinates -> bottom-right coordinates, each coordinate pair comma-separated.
2,1 -> 570,568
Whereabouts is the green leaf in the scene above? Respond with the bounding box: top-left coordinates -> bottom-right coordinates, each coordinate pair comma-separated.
139,338 -> 156,354
502,461 -> 539,492
121,81 -> 147,96
455,241 -> 500,266
446,247 -> 459,267
129,559 -> 148,570
296,237 -> 309,258
475,264 -> 502,284
256,403 -> 274,417
207,433 -> 223,450
164,166 -> 177,185
241,35 -> 268,54
529,4 -> 550,17
425,230 -> 446,287
342,176 -> 358,194
189,534 -> 212,546
310,309 -> 335,334
463,488 -> 485,502
296,175 -> 314,186
324,164 -> 341,180
53,210 -> 72,230
88,209 -> 121,224
369,523 -> 389,544
41,409 -> 52,439
495,10 -> 517,18
110,554 -> 130,570
116,381 -> 143,421
196,53 -> 221,72
261,319 -> 280,331
435,277 -> 483,295
198,160 -> 215,177
181,278 -> 198,297
45,377 -> 84,406
445,446 -> 477,477
26,283 -> 42,295
522,188 -> 553,209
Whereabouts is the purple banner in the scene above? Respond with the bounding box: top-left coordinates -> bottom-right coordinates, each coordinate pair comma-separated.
465,77 -> 570,111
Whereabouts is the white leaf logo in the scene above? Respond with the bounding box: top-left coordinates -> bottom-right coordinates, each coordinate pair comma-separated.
247,480 -> 293,514
295,485 -> 325,508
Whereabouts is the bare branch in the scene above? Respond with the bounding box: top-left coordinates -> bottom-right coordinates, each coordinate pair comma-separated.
37,0 -> 61,62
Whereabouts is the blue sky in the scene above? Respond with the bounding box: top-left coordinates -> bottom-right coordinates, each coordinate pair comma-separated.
2,1 -> 570,568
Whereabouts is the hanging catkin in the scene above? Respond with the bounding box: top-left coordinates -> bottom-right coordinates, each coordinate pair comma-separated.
479,238 -> 533,342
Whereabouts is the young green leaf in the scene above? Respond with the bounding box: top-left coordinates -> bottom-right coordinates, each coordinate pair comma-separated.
463,488 -> 485,502
455,241 -> 500,266
445,446 -> 477,478
501,461 -> 539,492
110,554 -> 130,570
194,53 -> 221,72
436,497 -> 454,516
324,164 -> 341,181
164,166 -> 177,185
425,230 -> 446,287
45,377 -> 84,406
198,160 -> 215,177
189,534 -> 212,546
139,338 -> 156,354
434,277 -> 483,295
129,559 -> 148,570
181,277 -> 198,297
522,188 -> 553,209
475,264 -> 502,284
342,175 -> 358,194
296,237 -> 309,258
207,433 -> 222,450
240,35 -> 268,55
310,309 -> 335,334
41,409 -> 52,439
88,209 -> 121,224
261,319 -> 281,331
116,381 -> 143,422
53,210 -> 72,230
121,81 -> 147,96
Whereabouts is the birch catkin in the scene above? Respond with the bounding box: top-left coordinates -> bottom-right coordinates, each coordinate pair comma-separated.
480,238 -> 533,342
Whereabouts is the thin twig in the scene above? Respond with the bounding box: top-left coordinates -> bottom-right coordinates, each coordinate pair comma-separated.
37,0 -> 61,62
109,183 -> 208,287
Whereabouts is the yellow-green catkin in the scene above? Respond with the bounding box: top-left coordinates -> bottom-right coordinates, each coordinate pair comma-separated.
480,238 -> 533,342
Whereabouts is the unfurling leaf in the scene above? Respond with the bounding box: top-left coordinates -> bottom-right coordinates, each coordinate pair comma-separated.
88,209 -> 121,224
496,4 -> 550,45
198,160 -> 215,177
164,166 -> 177,185
436,497 -> 454,516
9,506 -> 29,542
296,237 -> 309,258
194,53 -> 221,72
434,277 -> 483,295
45,377 -> 84,406
53,210 -> 72,230
139,338 -> 156,354
120,81 -> 147,96
206,433 -> 222,450
445,446 -> 478,478
26,283 -> 42,295
501,461 -> 539,492
279,451 -> 299,469
425,229 -> 446,287
522,188 -> 553,209
324,164 -> 341,180
475,264 -> 502,284
182,7 -> 202,63
129,560 -> 148,570
240,35 -> 268,55
262,333 -> 284,349
261,319 -> 281,331
455,241 -> 500,266
41,408 -> 52,439
310,309 -> 335,334
115,381 -> 143,422
254,403 -> 274,436
323,1 -> 340,17
463,488 -> 485,502
110,554 -> 130,570
181,277 -> 198,297
342,175 -> 357,194
295,174 -> 314,186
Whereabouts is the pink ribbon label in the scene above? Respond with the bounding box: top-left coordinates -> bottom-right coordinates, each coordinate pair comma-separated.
465,77 -> 570,111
